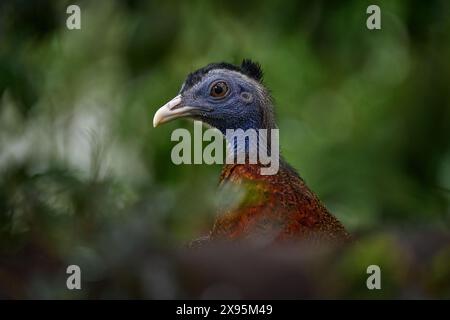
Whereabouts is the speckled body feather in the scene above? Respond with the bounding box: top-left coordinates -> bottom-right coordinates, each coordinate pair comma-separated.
210,160 -> 351,243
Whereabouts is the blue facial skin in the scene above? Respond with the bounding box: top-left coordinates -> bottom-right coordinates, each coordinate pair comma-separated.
179,71 -> 263,134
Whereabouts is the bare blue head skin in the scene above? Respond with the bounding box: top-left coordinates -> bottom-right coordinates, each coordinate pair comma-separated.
153,60 -> 276,134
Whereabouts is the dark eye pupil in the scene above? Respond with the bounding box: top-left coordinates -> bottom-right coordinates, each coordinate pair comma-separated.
214,85 -> 223,94
211,82 -> 227,97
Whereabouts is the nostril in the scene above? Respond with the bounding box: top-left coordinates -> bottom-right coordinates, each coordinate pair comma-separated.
171,103 -> 183,110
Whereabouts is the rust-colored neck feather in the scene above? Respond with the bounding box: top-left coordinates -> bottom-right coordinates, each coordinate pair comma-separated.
210,161 -> 351,243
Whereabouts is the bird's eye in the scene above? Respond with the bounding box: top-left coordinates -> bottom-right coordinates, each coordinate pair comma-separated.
210,81 -> 229,98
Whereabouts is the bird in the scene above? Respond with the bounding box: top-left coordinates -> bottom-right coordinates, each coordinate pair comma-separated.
153,59 -> 350,245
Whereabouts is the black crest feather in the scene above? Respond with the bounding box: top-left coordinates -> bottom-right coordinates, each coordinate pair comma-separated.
240,59 -> 264,82
182,59 -> 264,92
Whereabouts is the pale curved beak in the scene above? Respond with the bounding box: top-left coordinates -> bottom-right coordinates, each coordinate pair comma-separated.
153,95 -> 200,128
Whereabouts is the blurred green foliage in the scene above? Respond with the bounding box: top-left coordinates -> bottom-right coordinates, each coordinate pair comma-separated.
0,0 -> 449,298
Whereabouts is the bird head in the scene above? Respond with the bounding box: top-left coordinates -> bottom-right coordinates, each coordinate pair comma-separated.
153,60 -> 276,133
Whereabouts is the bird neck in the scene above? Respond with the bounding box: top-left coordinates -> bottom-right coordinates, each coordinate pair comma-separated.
222,129 -> 279,176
